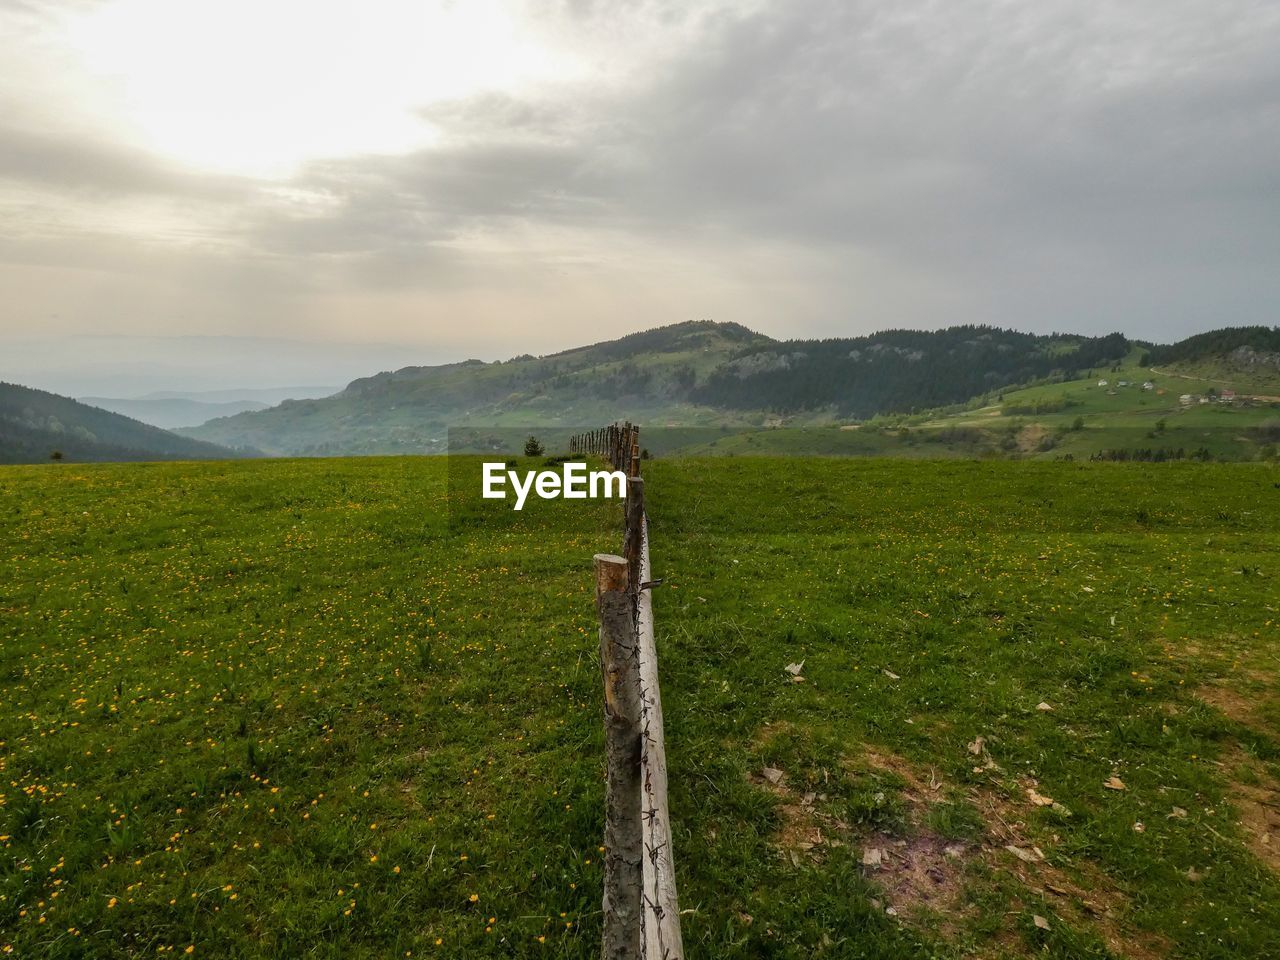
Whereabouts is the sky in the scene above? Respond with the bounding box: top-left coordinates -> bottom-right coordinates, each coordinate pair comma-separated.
2,0 -> 1278,394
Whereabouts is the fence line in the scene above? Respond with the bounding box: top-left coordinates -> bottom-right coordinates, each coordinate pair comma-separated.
573,423 -> 683,960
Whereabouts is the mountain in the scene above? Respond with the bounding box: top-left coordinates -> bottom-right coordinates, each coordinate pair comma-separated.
135,386 -> 342,404
182,321 -> 764,454
178,321 -> 1280,458
1144,326 -> 1280,390
670,328 -> 1280,462
78,396 -> 271,429
1145,326 -> 1280,366
77,387 -> 340,430
690,328 -> 1131,417
182,321 -> 1137,455
0,382 -> 258,464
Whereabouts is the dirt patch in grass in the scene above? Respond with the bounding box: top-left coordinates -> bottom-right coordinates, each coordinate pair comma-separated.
747,768 -> 830,860
860,745 -> 942,792
1196,675 -> 1279,734
1198,680 -> 1260,724
1016,424 -> 1050,453
964,766 -> 1173,960
856,749 -> 974,920
748,755 -> 974,936
749,735 -> 1173,958
1191,671 -> 1280,871
746,762 -> 848,867
969,791 -> 1169,960
1220,745 -> 1280,873
858,832 -> 971,929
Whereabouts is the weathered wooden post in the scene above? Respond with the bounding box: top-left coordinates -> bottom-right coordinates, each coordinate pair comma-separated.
623,477 -> 645,596
596,553 -> 644,960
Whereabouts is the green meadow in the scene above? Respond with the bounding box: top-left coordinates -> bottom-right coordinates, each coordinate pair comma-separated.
3,457 -> 1280,958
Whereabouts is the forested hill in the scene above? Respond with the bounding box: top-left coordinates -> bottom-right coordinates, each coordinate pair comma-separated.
185,321 -> 766,455
184,321 -> 1135,455
1145,326 -> 1280,374
692,327 -> 1131,417
0,382 -> 256,464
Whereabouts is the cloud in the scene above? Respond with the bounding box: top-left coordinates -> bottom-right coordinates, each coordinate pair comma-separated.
0,125 -> 247,199
2,0 -> 1279,367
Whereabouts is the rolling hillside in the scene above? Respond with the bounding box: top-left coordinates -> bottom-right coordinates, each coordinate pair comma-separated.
183,322 -> 1136,456
667,346 -> 1280,461
0,382 -> 257,464
183,321 -> 769,455
1144,326 -> 1280,392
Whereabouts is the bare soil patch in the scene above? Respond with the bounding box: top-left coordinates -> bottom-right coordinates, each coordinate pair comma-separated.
1016,424 -> 1050,452
1220,745 -> 1280,873
750,733 -> 1173,958
1198,680 -> 1262,725
1196,674 -> 1279,731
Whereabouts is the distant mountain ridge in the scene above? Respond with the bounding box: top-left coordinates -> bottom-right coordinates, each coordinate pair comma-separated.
77,386 -> 341,430
180,321 -> 1131,455
137,386 -> 340,404
178,320 -> 1280,457
1,382 -> 257,464
79,396 -> 271,430
184,321 -> 770,455
8,321 -> 1275,461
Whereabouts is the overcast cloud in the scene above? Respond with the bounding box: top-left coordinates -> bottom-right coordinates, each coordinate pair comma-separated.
2,0 -> 1278,392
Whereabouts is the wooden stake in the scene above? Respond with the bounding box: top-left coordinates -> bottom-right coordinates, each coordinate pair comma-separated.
596,553 -> 644,960
623,477 -> 645,596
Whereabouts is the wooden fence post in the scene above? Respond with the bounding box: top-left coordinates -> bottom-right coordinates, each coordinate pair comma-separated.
590,424 -> 680,959
623,477 -> 645,597
596,553 -> 644,960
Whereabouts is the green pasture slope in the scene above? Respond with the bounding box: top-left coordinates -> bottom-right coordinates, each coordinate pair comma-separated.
3,456 -> 1280,958
667,350 -> 1280,461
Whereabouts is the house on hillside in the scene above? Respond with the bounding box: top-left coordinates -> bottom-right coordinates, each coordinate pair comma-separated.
1098,379 -> 1109,387
1118,380 -> 1130,387
1221,389 -> 1237,401
1142,381 -> 1154,390
1179,394 -> 1194,405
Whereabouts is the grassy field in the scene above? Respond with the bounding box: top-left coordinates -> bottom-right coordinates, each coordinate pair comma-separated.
2,457 -> 1279,958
